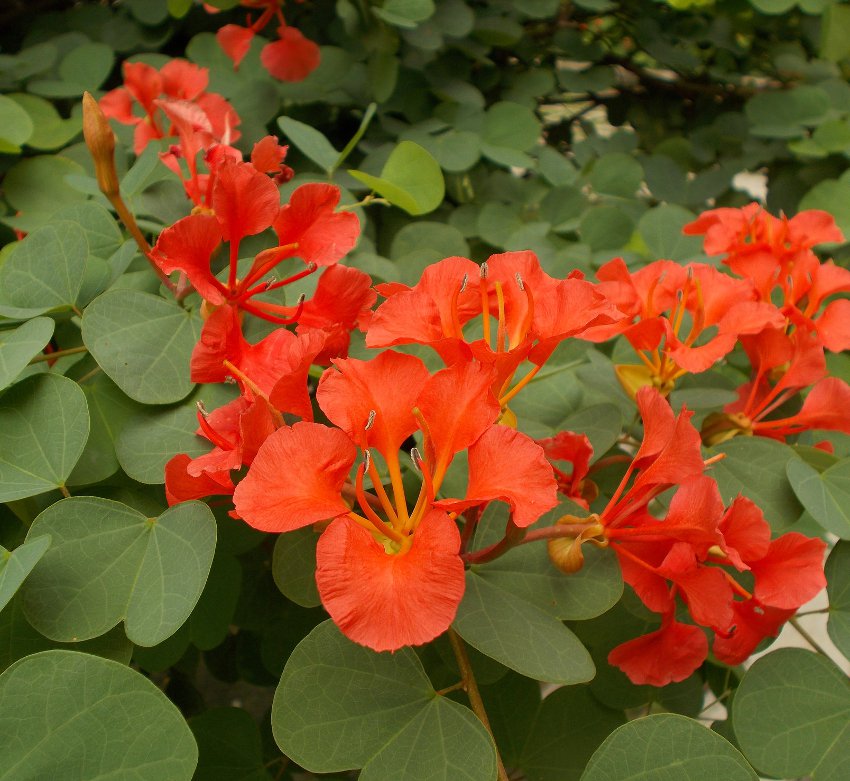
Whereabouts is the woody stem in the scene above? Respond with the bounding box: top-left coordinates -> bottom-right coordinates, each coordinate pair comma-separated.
447,628 -> 510,781
28,345 -> 88,364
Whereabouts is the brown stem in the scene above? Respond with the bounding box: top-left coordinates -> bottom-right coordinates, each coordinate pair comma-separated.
28,345 -> 88,364
447,627 -> 510,781
462,523 -> 594,565
59,485 -> 71,498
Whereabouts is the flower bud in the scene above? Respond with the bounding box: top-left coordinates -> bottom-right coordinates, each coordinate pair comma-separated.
82,92 -> 119,198
548,535 -> 585,574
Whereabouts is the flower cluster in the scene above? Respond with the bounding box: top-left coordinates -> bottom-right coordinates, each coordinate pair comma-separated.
550,387 -> 826,686
211,0 -> 320,82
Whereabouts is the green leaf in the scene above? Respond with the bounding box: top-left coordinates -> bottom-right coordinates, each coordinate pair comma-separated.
0,650 -> 197,780
0,317 -> 54,391
349,140 -> 445,215
582,713 -> 757,780
6,93 -> 80,150
787,457 -> 850,538
0,374 -> 89,502
0,94 -> 33,152
517,686 -> 625,781
53,202 -> 123,260
57,42 -> 114,91
482,101 -> 541,152
189,552 -> 241,651
115,383 -> 237,483
588,153 -> 643,197
454,571 -> 595,684
374,0 -> 436,27
746,86 -> 831,138
68,375 -> 140,487
0,221 -> 88,317
638,204 -> 703,261
272,527 -> 321,608
708,437 -> 803,531
334,102 -> 377,171
82,290 -> 201,404
272,621 -> 497,778
21,497 -> 216,646
800,178 -> 850,237
0,595 -> 132,673
822,3 -> 850,61
1,155 -> 86,220
190,707 -> 271,781
733,648 -> 850,778
277,116 -> 339,172
0,535 -> 50,614
826,541 -> 850,661
579,207 -> 635,251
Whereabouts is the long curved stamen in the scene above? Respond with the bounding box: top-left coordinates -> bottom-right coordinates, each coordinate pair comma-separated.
511,272 -> 534,349
406,447 -> 436,534
495,280 -> 507,353
499,364 -> 541,407
448,274 -> 467,338
239,242 -> 300,292
196,405 -> 238,450
241,294 -> 305,325
239,259 -> 314,301
356,453 -> 405,543
479,262 -> 491,346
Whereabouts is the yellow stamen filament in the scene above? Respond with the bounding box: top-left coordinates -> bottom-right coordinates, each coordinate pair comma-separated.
495,281 -> 507,353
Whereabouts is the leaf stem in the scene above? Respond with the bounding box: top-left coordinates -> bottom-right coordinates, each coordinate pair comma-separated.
790,617 -> 831,658
28,345 -> 88,364
447,627 -> 510,781
462,522 -> 595,564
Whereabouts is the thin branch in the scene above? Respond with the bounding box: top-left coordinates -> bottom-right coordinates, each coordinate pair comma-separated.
28,346 -> 88,364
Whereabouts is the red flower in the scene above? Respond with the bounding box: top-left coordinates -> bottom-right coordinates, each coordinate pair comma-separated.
212,1 -> 320,82
367,251 -> 620,411
233,352 -> 557,650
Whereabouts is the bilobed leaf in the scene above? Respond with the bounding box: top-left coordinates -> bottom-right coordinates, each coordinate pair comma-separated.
825,542 -> 850,662
0,536 -> 50,614
277,116 -> 339,172
349,140 -> 445,215
7,93 -> 81,150
582,714 -> 757,781
0,317 -> 54,391
746,85 -> 831,138
733,649 -> 850,779
0,374 -> 89,502
587,153 -> 643,197
0,221 -> 88,317
21,496 -> 216,646
454,571 -> 595,684
787,457 -> 850,539
272,620 -> 497,779
0,650 -> 197,781
708,437 -> 803,531
82,289 -> 201,404
1,155 -> 86,219
638,204 -> 703,261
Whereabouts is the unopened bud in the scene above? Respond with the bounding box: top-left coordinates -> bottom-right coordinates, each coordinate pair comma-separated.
548,536 -> 585,574
82,91 -> 119,197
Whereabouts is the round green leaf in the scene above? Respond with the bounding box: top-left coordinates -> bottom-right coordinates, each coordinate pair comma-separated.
0,374 -> 89,502
746,86 -> 831,138
579,207 -> 635,251
22,496 -> 216,646
787,457 -> 850,538
826,541 -> 850,660
0,221 -> 88,317
57,42 -> 114,91
82,289 -> 202,404
588,153 -> 643,197
454,571 -> 595,684
800,179 -> 850,237
0,94 -> 33,152
637,204 -> 703,261
272,527 -> 321,608
482,101 -> 541,151
0,650 -> 197,781
272,620 -> 497,778
0,317 -> 54,391
708,437 -> 803,531
733,648 -> 850,779
0,535 -> 50,614
349,140 -> 445,215
582,714 -> 757,780
2,155 -> 86,216
374,0 -> 436,28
